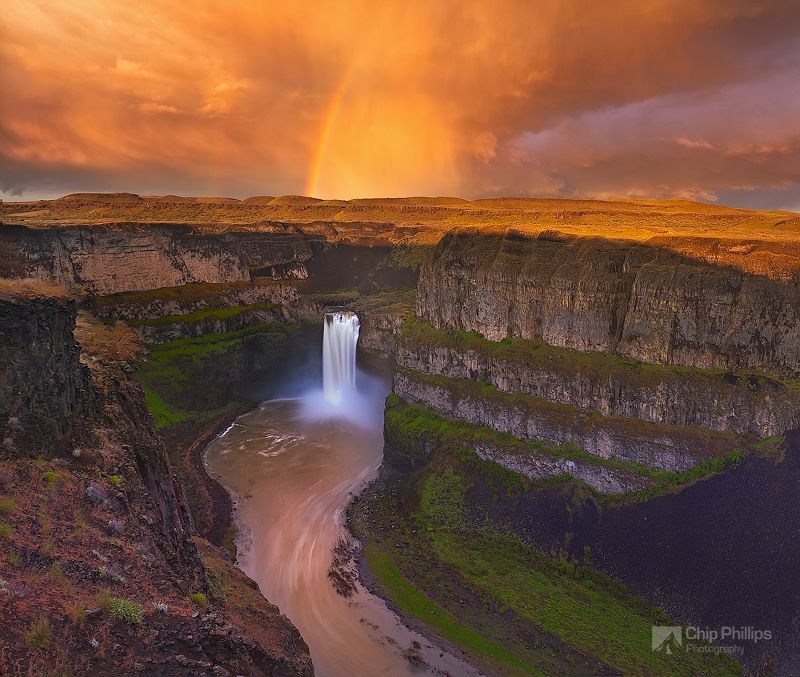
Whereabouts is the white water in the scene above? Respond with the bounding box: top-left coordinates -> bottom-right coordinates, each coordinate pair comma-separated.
322,312 -> 360,405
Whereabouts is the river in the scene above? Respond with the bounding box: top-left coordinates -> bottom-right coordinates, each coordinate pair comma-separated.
204,395 -> 480,676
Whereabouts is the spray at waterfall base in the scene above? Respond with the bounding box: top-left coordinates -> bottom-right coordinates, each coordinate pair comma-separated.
300,312 -> 384,426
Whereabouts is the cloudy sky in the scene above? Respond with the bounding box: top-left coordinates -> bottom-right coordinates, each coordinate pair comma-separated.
1,0 -> 799,208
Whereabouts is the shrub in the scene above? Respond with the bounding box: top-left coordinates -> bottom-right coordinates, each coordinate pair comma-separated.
8,551 -> 20,565
66,604 -> 87,624
108,475 -> 124,487
190,593 -> 207,607
203,565 -> 226,605
0,522 -> 12,539
95,588 -> 112,610
107,597 -> 144,624
0,496 -> 16,515
42,471 -> 60,488
25,618 -> 51,649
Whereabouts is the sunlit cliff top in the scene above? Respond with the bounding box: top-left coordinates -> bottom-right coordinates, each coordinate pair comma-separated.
2,194 -> 799,277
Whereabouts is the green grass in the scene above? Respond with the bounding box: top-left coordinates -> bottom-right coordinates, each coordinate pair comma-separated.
142,386 -> 188,429
144,323 -> 296,371
136,322 -> 303,430
0,496 -> 16,515
365,541 -> 538,674
428,529 -> 738,676
25,618 -> 51,649
41,470 -> 60,488
190,592 -> 208,606
356,440 -> 742,676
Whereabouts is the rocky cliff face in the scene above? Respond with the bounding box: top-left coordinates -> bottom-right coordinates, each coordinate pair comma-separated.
0,290 -> 313,675
1,224 -> 316,294
0,223 -> 421,296
393,369 -> 740,472
0,292 -> 99,456
365,332 -> 800,438
93,281 -> 321,344
418,231 -> 800,378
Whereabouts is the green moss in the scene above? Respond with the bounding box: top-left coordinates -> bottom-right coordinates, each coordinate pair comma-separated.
127,302 -> 279,328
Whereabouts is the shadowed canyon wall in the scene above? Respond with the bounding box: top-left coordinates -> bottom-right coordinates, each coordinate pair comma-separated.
417,231 -> 800,378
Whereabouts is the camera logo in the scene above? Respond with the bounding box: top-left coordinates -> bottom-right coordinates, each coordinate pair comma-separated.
652,626 -> 683,654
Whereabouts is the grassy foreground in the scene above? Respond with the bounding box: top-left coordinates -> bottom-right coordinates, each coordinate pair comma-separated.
348,400 -> 743,676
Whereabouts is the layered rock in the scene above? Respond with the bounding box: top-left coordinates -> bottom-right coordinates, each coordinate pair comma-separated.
358,310 -> 800,438
383,395 -> 652,494
93,281 -> 321,344
417,231 -> 800,378
393,368 -> 743,472
1,224 -> 316,294
0,222 -> 422,296
94,281 -> 316,323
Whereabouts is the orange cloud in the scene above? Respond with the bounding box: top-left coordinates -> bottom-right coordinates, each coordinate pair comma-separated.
1,0 -> 799,208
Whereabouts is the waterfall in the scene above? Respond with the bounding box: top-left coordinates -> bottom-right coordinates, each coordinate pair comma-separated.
322,312 -> 360,405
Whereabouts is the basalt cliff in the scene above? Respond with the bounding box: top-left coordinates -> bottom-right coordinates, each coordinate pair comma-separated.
2,194 -> 800,675
418,230 -> 800,377
0,283 -> 313,675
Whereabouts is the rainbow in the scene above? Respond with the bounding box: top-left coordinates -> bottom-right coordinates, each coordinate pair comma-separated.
304,57 -> 359,199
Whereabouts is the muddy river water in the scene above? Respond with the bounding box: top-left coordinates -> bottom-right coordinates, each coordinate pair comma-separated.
204,397 -> 479,677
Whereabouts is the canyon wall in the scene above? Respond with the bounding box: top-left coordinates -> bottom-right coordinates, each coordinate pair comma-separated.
0,287 -> 314,675
393,368 -> 739,472
417,231 -> 800,378
0,292 -> 99,456
0,224 -> 315,294
0,222 -> 421,295
358,323 -> 800,438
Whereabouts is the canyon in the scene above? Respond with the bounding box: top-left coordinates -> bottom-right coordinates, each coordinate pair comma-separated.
1,194 -> 799,675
